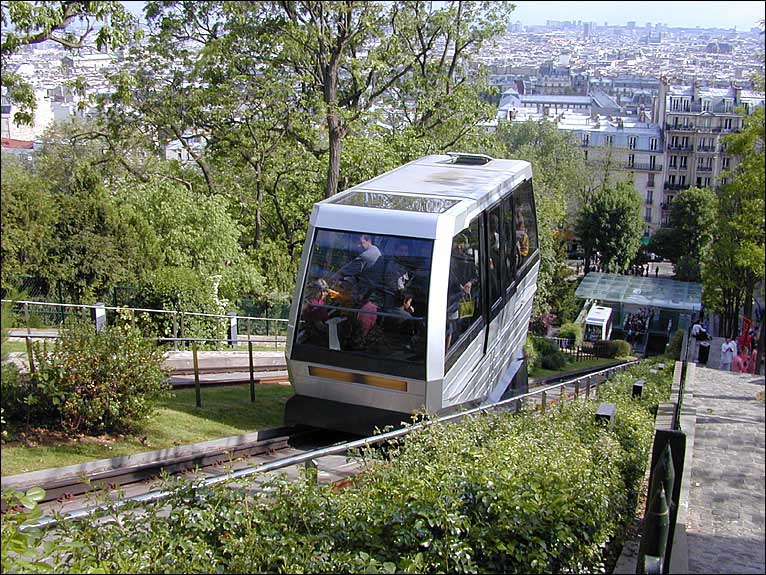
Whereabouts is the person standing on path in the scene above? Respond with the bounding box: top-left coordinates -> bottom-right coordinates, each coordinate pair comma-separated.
720,336 -> 736,371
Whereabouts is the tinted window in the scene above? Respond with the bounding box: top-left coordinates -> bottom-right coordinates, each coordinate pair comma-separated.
487,204 -> 503,308
293,229 -> 433,379
445,217 -> 483,371
501,195 -> 516,292
514,180 -> 538,272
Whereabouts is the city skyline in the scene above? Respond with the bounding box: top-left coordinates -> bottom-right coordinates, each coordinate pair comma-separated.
119,1 -> 766,32
510,1 -> 765,31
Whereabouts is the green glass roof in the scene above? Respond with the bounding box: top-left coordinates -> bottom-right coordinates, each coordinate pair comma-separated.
575,272 -> 702,311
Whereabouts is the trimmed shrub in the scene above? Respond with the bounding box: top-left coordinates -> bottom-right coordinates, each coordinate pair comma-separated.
594,339 -> 619,358
4,317 -> 170,434
613,339 -> 632,358
665,329 -> 685,360
558,322 -> 583,347
541,350 -> 568,370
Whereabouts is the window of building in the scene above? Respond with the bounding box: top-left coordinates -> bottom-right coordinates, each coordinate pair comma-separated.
669,155 -> 677,168
681,136 -> 689,148
605,135 -> 613,146
722,157 -> 730,170
648,173 -> 655,187
702,99 -> 711,112
697,157 -> 704,168
703,177 -> 711,187
679,175 -> 687,186
696,177 -> 703,187
723,99 -> 733,113
680,156 -> 687,169
646,189 -> 653,204
650,138 -> 658,151
649,156 -> 657,170
582,133 -> 589,146
628,153 -> 635,167
668,175 -> 676,186
724,118 -> 733,130
644,207 -> 652,222
628,136 -> 637,150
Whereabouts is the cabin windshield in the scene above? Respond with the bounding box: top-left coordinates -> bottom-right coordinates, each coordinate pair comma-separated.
292,229 -> 433,379
584,323 -> 602,341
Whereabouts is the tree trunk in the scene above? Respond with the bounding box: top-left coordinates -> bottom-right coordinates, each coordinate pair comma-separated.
325,114 -> 344,198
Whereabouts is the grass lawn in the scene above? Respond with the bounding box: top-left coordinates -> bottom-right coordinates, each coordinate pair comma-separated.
1,383 -> 295,477
528,356 -> 627,381
2,341 -> 30,354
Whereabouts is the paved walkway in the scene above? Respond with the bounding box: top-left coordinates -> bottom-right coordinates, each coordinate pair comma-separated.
685,367 -> 765,574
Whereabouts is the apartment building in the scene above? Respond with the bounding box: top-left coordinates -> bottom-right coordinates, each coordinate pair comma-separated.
655,79 -> 765,225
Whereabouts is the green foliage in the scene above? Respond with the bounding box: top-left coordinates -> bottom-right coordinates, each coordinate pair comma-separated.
523,337 -> 538,368
2,318 -> 170,435
496,119 -> 588,317
665,329 -> 685,360
703,94 -> 765,334
3,360 -> 670,574
576,181 -> 643,274
612,339 -> 633,358
0,154 -> 58,292
592,339 -> 631,359
541,350 -> 568,370
1,1 -> 140,125
558,322 -> 583,347
665,187 -> 717,281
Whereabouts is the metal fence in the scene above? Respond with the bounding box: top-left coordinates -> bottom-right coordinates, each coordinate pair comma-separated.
1,299 -> 288,349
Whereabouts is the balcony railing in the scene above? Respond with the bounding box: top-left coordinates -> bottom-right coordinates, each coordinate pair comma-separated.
664,184 -> 690,192
625,162 -> 663,172
696,166 -> 714,173
667,144 -> 694,151
696,145 -> 717,152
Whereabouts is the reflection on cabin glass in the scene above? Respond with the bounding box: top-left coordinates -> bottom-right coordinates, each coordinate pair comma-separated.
445,217 -> 484,371
293,229 -> 433,379
514,180 -> 538,271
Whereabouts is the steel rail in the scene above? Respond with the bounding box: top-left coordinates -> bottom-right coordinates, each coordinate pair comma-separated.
18,360 -> 638,532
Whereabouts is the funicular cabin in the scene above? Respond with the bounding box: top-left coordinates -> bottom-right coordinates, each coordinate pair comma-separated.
285,153 -> 540,434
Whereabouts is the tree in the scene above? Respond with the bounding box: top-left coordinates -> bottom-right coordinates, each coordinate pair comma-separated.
496,119 -> 588,317
667,186 -> 717,282
702,102 -> 765,339
1,1 -> 139,125
0,154 -> 58,291
576,181 -> 643,274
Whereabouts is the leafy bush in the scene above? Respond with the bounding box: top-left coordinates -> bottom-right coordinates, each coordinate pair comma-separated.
3,318 -> 170,434
3,361 -> 672,574
532,336 -> 560,357
613,339 -> 633,358
523,337 -> 538,368
594,339 -> 619,358
665,329 -> 685,360
541,350 -> 568,370
558,322 -> 583,347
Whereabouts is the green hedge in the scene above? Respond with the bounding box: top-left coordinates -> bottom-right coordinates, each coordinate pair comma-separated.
2,360 -> 671,574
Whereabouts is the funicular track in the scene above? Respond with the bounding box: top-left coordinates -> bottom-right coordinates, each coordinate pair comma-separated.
6,360 -> 640,531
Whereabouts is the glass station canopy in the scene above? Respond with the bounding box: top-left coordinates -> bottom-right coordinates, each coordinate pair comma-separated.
575,272 -> 702,312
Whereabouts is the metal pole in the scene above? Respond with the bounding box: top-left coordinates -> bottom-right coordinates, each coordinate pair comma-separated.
24,301 -> 30,335
193,343 -> 201,408
540,391 -> 547,412
249,340 -> 256,403
172,313 -> 178,352
25,337 -> 35,374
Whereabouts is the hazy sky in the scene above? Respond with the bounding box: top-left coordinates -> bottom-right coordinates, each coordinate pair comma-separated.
122,1 -> 766,31
511,1 -> 765,30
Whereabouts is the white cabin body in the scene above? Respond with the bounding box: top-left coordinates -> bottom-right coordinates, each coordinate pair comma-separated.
285,153 -> 540,432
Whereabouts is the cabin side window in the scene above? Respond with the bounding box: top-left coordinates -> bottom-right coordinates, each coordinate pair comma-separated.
445,217 -> 484,371
513,180 -> 538,273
